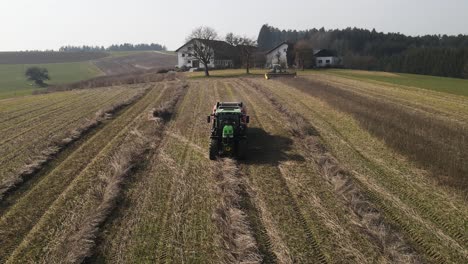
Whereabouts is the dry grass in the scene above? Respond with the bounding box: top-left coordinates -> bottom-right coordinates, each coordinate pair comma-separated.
64,129 -> 152,263
212,158 -> 262,264
243,78 -> 420,263
62,83 -> 187,263
35,71 -> 178,94
0,90 -> 146,201
281,77 -> 468,193
150,83 -> 189,123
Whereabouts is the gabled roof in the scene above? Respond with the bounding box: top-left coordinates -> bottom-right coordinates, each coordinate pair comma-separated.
313,49 -> 337,57
265,42 -> 288,55
175,39 -> 238,60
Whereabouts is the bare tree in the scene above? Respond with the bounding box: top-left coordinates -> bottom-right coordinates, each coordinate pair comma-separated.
237,37 -> 257,74
295,39 -> 315,70
225,32 -> 239,46
225,33 -> 256,74
186,26 -> 218,76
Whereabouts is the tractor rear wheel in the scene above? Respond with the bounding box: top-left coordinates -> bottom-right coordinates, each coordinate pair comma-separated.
209,139 -> 218,160
237,139 -> 247,160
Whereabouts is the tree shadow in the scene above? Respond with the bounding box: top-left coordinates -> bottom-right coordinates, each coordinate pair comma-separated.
242,127 -> 304,165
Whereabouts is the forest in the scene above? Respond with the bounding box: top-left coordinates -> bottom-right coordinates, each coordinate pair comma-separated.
58,43 -> 166,52
257,24 -> 468,78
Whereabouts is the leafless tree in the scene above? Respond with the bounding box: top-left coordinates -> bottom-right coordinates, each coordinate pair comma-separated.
237,37 -> 256,74
295,39 -> 315,70
225,33 -> 256,74
225,32 -> 239,46
186,26 -> 219,76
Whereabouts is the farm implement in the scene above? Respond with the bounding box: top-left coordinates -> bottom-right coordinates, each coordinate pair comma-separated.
207,102 -> 250,160
265,64 -> 297,80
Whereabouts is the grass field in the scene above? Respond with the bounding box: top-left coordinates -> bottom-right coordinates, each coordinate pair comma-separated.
0,74 -> 466,263
322,69 -> 468,96
0,51 -> 175,99
188,68 -> 468,97
0,51 -> 109,64
0,62 -> 103,99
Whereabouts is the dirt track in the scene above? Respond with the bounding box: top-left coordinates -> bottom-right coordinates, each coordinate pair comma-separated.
0,76 -> 466,263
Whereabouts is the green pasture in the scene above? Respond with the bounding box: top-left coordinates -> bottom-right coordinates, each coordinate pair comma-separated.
0,62 -> 102,99
324,69 -> 468,97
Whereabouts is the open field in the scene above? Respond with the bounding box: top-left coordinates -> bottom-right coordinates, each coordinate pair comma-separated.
0,51 -> 174,99
0,62 -> 103,99
94,52 -> 177,75
320,69 -> 468,97
0,52 -> 109,64
0,86 -> 146,199
0,74 -> 466,263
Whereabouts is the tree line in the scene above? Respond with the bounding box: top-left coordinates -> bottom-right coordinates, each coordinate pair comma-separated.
257,24 -> 468,78
59,43 -> 166,52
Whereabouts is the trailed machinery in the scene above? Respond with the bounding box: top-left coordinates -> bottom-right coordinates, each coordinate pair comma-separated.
265,64 -> 297,80
207,102 -> 249,160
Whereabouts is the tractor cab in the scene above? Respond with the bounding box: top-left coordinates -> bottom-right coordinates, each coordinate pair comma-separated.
207,102 -> 249,160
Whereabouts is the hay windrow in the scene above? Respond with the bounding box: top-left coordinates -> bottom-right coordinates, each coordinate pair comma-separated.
64,129 -> 152,263
63,83 -> 187,263
0,89 -> 147,201
212,158 -> 262,264
243,78 -> 421,263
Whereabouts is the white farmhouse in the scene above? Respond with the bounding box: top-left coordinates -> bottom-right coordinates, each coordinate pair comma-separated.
265,42 -> 289,68
314,49 -> 342,68
175,39 -> 237,69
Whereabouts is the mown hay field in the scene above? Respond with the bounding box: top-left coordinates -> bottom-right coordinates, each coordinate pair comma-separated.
0,73 -> 466,263
320,69 -> 468,96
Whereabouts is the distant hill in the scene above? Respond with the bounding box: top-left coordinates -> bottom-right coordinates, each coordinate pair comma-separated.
94,51 -> 177,75
0,51 -> 109,64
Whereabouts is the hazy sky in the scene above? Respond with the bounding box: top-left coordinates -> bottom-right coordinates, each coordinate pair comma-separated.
1,0 -> 467,51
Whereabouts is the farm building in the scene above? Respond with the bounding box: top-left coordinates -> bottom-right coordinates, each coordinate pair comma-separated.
295,48 -> 342,69
176,39 -> 238,69
314,49 -> 342,68
265,42 -> 289,68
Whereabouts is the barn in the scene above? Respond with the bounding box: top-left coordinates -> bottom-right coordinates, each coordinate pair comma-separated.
265,42 -> 289,68
314,49 -> 342,68
176,39 -> 238,69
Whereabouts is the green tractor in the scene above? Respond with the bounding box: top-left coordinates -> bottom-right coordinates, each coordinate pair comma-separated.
207,102 -> 250,160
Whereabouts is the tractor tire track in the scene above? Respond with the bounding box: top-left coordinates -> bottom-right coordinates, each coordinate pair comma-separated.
0,85 -> 165,262
235,82 -> 327,263
273,77 -> 468,240
239,78 -> 426,263
213,79 -> 279,263
0,95 -> 139,210
252,78 -> 467,263
155,82 -> 213,262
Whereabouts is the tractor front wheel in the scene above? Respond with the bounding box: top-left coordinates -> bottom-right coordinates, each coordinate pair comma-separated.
209,139 -> 218,160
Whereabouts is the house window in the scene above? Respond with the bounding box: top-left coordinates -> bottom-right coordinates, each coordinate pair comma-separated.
182,54 -> 185,57
188,47 -> 192,51
318,60 -> 322,63
188,60 -> 191,63
326,60 -> 330,63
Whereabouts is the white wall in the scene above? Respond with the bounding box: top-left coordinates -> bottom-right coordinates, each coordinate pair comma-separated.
177,42 -> 215,68
315,56 -> 341,67
265,43 -> 288,68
